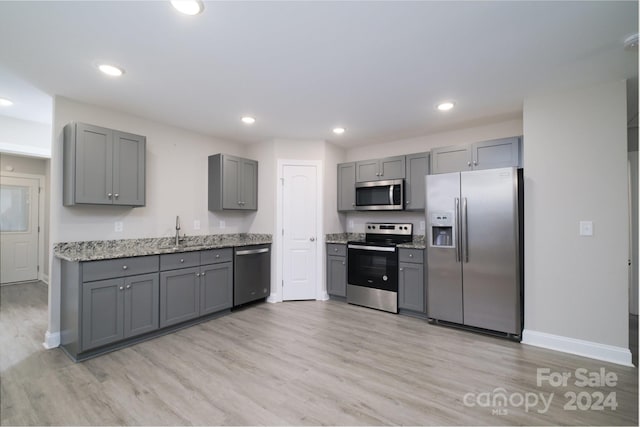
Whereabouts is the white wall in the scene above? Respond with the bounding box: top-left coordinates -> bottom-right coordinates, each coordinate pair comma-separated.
46,96 -> 248,344
0,115 -> 52,158
344,118 -> 524,235
522,80 -> 630,364
628,126 -> 638,315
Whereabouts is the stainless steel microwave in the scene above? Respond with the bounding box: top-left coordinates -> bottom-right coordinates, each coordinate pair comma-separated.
355,179 -> 404,211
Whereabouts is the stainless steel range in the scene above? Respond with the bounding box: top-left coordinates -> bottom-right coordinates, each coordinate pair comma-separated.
347,223 -> 413,313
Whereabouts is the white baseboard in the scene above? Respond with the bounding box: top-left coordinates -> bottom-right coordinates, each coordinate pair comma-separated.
317,292 -> 330,301
42,331 -> 60,349
40,273 -> 49,285
266,294 -> 281,303
522,329 -> 633,367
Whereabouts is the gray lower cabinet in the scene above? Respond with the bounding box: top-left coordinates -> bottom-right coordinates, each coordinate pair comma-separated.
337,162 -> 356,211
208,153 -> 258,211
326,244 -> 347,297
81,272 -> 159,352
405,152 -> 430,210
63,122 -> 145,207
398,248 -> 425,313
200,262 -> 233,315
160,267 -> 200,328
430,137 -> 521,174
356,155 -> 406,182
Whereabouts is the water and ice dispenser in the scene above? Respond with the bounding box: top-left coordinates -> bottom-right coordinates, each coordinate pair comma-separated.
430,211 -> 455,248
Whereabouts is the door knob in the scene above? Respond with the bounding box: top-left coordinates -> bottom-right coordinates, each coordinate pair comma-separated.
310,237 -> 316,242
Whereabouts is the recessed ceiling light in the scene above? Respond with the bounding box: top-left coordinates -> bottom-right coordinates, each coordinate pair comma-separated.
98,64 -> 125,77
333,127 -> 346,135
241,116 -> 256,125
171,0 -> 204,15
436,101 -> 455,111
0,98 -> 13,107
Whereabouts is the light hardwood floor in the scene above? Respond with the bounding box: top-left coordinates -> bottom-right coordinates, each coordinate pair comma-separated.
1,281 -> 638,426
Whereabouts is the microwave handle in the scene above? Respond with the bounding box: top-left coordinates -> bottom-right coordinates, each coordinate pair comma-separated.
389,185 -> 394,205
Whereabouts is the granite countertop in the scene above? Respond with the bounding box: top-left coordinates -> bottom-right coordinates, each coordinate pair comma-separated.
324,233 -> 425,249
54,233 -> 272,262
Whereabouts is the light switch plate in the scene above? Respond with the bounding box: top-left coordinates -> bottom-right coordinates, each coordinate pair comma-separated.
579,220 -> 593,236
193,220 -> 200,230
114,221 -> 123,232
420,221 -> 425,230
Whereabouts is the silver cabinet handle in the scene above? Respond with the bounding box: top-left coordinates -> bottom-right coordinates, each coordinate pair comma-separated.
399,268 -> 404,271
180,258 -> 184,263
122,265 -> 128,270
467,161 -> 471,167
215,254 -> 220,258
342,261 -> 345,265
196,273 -> 200,277
119,286 -> 124,291
334,248 -> 338,252
126,284 -> 131,289
406,201 -> 410,205
409,253 -> 413,258
108,193 -> 113,198
473,161 -> 477,166
114,193 -> 119,199
201,272 -> 206,276
310,237 -> 315,242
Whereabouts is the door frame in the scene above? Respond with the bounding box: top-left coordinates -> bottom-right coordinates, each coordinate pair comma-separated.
271,159 -> 326,303
0,171 -> 46,284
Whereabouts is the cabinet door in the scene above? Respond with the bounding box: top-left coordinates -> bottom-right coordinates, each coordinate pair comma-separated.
82,278 -> 124,351
337,162 -> 356,211
124,273 -> 159,339
160,267 -> 200,328
75,123 -> 113,204
378,155 -> 406,180
472,137 -> 520,170
113,131 -> 145,206
405,153 -> 429,210
327,255 -> 346,297
221,155 -> 242,209
200,262 -> 233,315
430,144 -> 472,174
240,159 -> 258,210
355,159 -> 380,182
398,261 -> 425,312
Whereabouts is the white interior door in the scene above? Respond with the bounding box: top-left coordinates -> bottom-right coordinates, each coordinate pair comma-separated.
0,176 -> 39,284
282,165 -> 318,300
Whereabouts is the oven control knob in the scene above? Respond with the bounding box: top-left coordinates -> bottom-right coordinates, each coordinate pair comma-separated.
382,275 -> 388,281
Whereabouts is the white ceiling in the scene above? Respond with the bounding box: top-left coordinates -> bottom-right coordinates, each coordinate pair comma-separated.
0,1 -> 637,147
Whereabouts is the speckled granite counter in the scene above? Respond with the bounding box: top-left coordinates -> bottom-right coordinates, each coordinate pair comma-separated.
324,233 -> 364,244
324,233 -> 425,249
54,234 -> 272,262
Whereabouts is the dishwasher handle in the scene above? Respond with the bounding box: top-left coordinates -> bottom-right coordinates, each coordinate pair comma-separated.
236,247 -> 270,256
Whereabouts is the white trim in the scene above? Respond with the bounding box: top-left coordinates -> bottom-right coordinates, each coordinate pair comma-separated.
0,171 -> 46,285
42,330 -> 60,349
274,159 -> 324,303
41,273 -> 49,285
522,329 -> 634,367
0,143 -> 51,158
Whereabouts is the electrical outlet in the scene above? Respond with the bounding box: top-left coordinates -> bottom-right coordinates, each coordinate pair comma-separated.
193,220 -> 200,230
420,221 -> 425,230
579,221 -> 593,236
348,220 -> 354,230
114,221 -> 123,232
219,220 -> 226,229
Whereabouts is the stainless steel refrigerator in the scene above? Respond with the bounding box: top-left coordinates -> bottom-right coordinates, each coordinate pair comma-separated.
426,167 -> 523,337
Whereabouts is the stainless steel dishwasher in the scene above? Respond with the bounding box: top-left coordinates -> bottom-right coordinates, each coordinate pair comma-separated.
233,244 -> 271,307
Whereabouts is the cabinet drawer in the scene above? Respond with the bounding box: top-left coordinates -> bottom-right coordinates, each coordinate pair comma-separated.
83,256 -> 159,282
160,252 -> 200,271
200,248 -> 233,265
327,244 -> 347,257
398,248 -> 423,263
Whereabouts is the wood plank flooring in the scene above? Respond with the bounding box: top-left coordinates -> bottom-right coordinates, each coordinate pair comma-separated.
1,281 -> 638,426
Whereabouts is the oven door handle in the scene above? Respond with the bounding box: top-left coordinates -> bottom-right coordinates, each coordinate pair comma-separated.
348,244 -> 396,252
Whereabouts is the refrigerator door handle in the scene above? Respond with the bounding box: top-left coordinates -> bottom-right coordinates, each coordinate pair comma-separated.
455,197 -> 461,262
463,197 -> 469,263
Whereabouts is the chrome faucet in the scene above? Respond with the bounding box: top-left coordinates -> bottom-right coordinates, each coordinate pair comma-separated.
175,215 -> 182,246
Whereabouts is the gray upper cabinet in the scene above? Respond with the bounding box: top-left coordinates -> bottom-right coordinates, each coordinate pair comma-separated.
356,155 -> 406,182
431,137 -> 522,174
405,152 -> 430,210
64,122 -> 145,207
209,154 -> 258,211
472,137 -> 521,170
337,162 -> 356,211
430,144 -> 472,174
